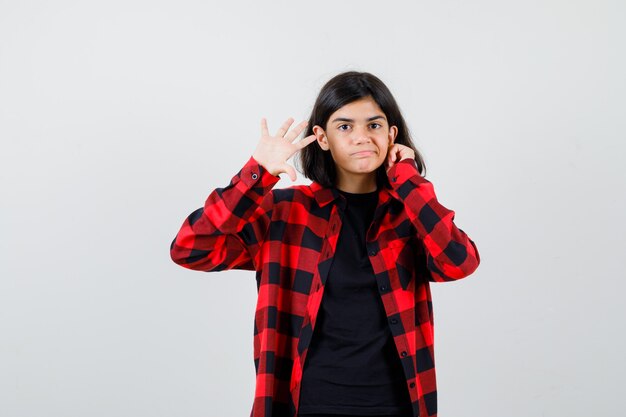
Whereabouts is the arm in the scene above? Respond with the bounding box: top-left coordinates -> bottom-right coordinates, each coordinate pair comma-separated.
170,116 -> 316,272
169,155 -> 280,272
387,158 -> 481,282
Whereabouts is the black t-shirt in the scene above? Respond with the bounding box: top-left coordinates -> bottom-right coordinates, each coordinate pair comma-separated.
298,188 -> 413,416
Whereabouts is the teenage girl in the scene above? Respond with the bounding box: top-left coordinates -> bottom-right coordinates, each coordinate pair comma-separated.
170,71 -> 481,417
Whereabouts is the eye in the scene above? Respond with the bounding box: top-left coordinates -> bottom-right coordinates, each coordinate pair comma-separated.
338,124 -> 350,131
370,123 -> 382,129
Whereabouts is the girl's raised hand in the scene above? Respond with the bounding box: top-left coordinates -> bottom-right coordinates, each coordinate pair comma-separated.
385,143 -> 415,173
252,117 -> 317,181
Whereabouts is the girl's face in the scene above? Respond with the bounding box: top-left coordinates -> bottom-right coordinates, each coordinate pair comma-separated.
313,96 -> 398,192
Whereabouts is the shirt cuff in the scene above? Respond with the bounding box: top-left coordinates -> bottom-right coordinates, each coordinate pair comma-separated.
388,158 -> 427,188
240,155 -> 281,190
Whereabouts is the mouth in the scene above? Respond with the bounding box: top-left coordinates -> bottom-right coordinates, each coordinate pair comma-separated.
352,150 -> 376,157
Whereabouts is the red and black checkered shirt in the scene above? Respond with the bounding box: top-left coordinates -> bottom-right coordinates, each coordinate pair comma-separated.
170,155 -> 480,417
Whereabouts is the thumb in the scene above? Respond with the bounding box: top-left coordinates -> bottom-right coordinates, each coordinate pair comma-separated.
282,164 -> 297,182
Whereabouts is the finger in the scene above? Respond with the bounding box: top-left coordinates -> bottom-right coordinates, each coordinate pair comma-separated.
285,120 -> 309,142
261,117 -> 269,137
281,164 -> 297,182
296,134 -> 317,149
396,148 -> 412,162
391,146 -> 400,162
402,152 -> 415,159
275,117 -> 295,138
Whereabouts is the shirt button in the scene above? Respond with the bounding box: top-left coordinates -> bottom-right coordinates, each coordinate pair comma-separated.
391,176 -> 397,182
401,351 -> 408,357
252,173 -> 258,179
409,382 -> 416,388
390,318 -> 398,324
380,285 -> 387,291
369,250 -> 377,256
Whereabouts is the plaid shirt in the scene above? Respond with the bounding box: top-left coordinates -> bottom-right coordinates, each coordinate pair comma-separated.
170,155 -> 480,417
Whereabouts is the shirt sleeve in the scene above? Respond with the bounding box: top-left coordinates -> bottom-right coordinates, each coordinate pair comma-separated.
169,155 -> 280,272
387,158 -> 481,282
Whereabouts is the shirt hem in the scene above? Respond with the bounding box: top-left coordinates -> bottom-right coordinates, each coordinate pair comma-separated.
298,404 -> 411,415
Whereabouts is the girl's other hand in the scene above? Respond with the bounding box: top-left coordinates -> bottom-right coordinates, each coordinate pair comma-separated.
385,143 -> 415,174
252,117 -> 317,181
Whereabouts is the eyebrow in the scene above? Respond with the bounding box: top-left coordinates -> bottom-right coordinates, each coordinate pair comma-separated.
330,115 -> 386,124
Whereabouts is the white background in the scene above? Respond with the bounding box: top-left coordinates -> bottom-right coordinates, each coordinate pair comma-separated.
1,1 -> 624,416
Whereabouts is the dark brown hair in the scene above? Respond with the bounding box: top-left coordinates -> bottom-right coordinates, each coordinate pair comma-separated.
297,71 -> 426,188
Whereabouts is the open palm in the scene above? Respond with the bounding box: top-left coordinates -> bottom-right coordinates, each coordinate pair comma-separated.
252,117 -> 317,181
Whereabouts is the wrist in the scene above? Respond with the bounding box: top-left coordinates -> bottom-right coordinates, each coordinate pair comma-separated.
252,155 -> 279,177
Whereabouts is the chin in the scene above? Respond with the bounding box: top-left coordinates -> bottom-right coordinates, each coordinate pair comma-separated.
359,166 -> 381,174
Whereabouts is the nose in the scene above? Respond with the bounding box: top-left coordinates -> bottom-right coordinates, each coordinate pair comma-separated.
352,125 -> 372,143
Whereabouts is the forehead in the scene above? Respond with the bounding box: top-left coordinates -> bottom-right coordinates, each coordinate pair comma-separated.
329,96 -> 385,121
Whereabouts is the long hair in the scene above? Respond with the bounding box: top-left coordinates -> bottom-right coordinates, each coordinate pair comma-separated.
297,71 -> 426,189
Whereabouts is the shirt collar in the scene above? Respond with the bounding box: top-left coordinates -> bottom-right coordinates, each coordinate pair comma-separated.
310,180 -> 398,208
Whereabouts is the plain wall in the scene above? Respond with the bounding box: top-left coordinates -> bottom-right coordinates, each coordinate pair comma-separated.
1,1 -> 624,416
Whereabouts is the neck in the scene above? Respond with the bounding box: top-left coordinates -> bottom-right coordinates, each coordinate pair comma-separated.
335,172 -> 377,194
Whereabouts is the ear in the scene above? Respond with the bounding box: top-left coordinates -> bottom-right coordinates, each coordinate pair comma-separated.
313,125 -> 329,151
388,125 -> 398,145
